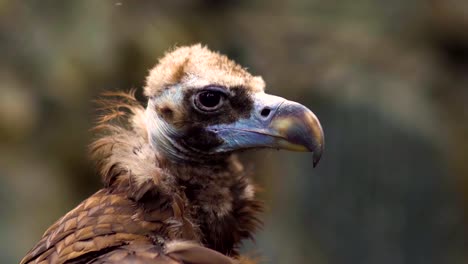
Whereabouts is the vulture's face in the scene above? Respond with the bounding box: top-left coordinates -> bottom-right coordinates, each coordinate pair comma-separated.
145,45 -> 324,165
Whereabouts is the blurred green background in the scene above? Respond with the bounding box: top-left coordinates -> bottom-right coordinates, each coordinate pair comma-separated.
1,1 -> 468,263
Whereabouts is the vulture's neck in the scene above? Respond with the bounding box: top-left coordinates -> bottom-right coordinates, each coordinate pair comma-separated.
161,154 -> 252,219
91,94 -> 261,255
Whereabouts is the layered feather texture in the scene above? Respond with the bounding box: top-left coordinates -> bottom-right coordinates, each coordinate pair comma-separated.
21,91 -> 262,264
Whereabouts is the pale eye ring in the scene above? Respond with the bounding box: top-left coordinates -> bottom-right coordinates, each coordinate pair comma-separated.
193,89 -> 226,112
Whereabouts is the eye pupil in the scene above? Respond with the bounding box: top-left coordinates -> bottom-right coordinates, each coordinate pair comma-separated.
199,92 -> 221,108
193,88 -> 227,113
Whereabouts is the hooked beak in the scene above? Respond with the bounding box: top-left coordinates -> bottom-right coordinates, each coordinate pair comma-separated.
208,92 -> 324,167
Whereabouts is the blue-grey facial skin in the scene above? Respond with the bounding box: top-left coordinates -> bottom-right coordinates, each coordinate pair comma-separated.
207,92 -> 324,167
208,93 -> 284,151
147,90 -> 324,166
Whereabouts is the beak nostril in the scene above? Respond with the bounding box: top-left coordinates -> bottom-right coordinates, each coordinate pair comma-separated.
260,108 -> 271,118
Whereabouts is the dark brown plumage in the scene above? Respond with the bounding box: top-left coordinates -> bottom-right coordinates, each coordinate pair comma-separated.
21,44 -> 324,264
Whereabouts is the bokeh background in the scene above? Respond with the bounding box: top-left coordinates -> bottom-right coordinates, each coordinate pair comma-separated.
1,1 -> 468,263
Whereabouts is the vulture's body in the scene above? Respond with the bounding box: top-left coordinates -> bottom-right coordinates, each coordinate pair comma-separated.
21,45 -> 323,264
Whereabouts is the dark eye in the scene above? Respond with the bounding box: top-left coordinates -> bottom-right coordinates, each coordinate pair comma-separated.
194,90 -> 225,112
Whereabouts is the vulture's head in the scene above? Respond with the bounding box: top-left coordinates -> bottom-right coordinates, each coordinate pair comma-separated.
145,44 -> 324,166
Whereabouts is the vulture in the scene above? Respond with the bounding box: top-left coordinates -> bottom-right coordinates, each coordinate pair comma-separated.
20,44 -> 324,264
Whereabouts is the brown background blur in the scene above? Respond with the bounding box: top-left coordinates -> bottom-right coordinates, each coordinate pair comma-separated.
1,1 -> 468,263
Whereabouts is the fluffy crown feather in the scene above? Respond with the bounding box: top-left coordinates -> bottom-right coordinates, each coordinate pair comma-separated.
144,44 -> 265,97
